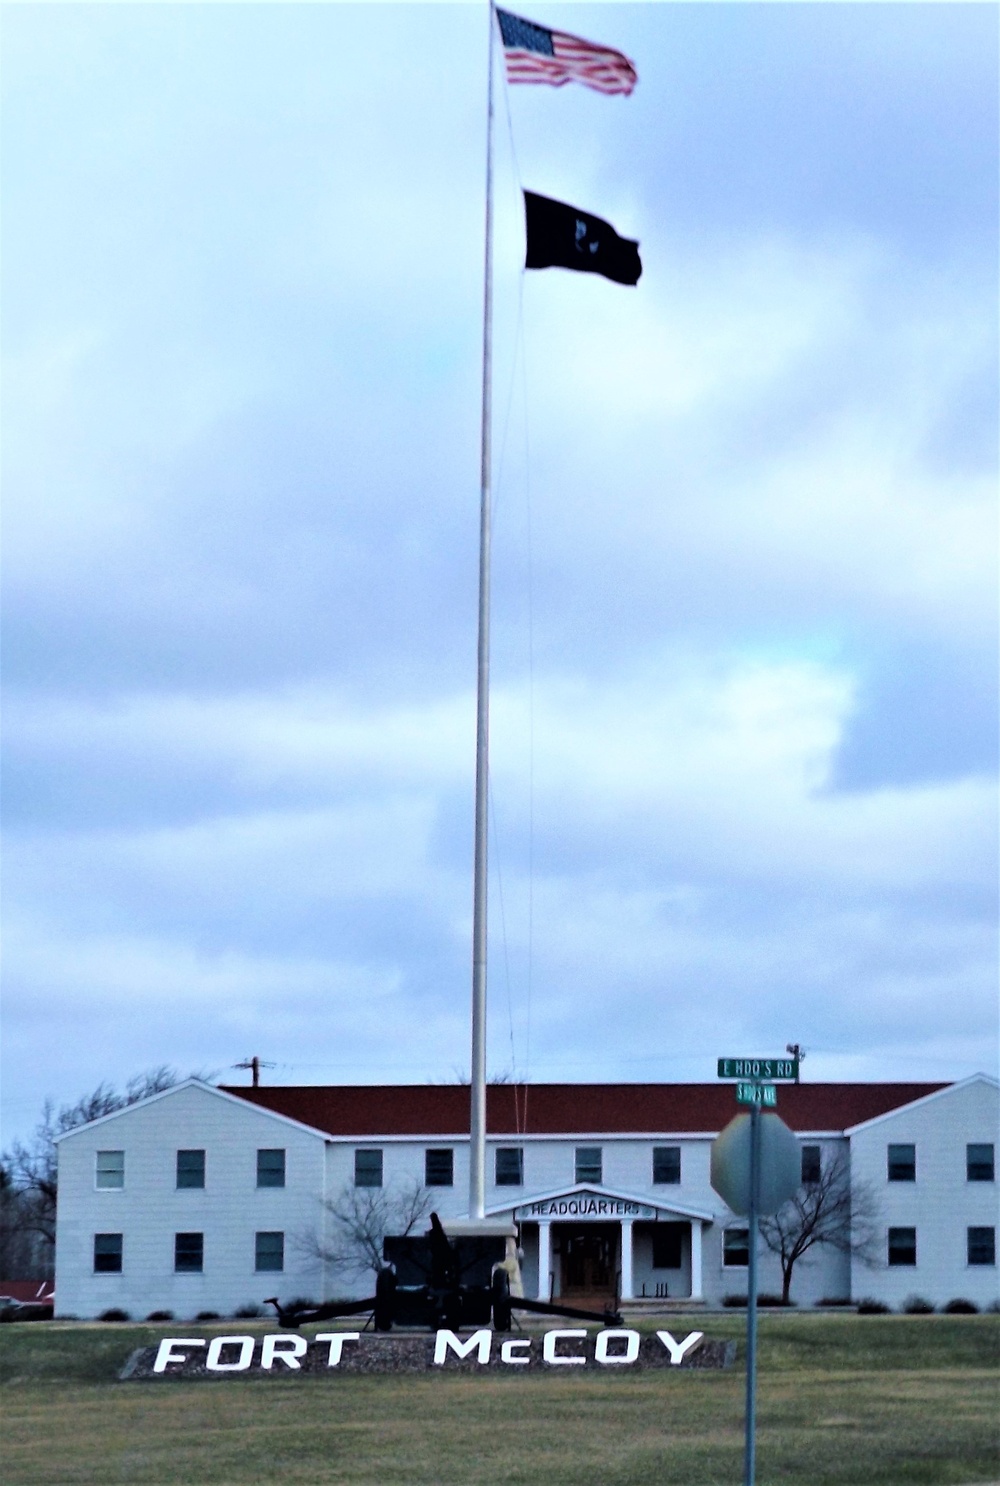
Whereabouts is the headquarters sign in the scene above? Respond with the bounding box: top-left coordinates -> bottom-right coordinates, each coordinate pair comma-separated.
515,1193 -> 657,1220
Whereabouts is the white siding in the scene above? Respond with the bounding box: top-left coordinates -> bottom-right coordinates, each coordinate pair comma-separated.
848,1078 -> 1000,1308
54,1077 -> 999,1315
56,1082 -> 327,1319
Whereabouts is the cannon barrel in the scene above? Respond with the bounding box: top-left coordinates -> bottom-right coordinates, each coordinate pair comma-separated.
511,1294 -> 623,1326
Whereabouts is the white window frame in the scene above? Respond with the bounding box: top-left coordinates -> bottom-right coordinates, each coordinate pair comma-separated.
176,1149 -> 206,1190
967,1226 -> 996,1267
722,1226 -> 750,1268
967,1144 -> 995,1183
255,1230 -> 285,1273
174,1231 -> 205,1274
256,1148 -> 286,1188
425,1148 -> 454,1187
95,1150 -> 125,1190
93,1232 -> 124,1273
887,1226 -> 917,1267
652,1146 -> 681,1185
354,1148 -> 383,1188
494,1146 -> 523,1187
575,1146 -> 603,1185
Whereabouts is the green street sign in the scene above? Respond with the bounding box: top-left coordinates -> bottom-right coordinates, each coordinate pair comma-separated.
717,1056 -> 798,1081
737,1081 -> 777,1107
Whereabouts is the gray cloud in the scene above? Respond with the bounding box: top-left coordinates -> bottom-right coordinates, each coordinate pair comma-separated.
2,3 -> 996,1144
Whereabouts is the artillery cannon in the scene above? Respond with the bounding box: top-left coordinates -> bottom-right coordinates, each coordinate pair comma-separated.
266,1212 -> 621,1331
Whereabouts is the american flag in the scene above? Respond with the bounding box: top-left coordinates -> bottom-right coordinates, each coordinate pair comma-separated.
496,8 -> 637,96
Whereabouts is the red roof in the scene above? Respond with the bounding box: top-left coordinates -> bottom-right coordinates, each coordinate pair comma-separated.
0,1280 -> 54,1305
219,1082 -> 947,1137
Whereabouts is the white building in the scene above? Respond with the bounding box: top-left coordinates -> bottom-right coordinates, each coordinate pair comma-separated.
55,1076 -> 998,1320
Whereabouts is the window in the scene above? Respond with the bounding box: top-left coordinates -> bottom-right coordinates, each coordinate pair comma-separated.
256,1149 -> 286,1188
887,1227 -> 916,1267
575,1147 -> 602,1185
653,1147 -> 681,1184
255,1231 -> 285,1272
723,1228 -> 749,1267
801,1145 -> 822,1186
968,1227 -> 996,1266
425,1148 -> 454,1187
967,1144 -> 995,1182
176,1149 -> 205,1189
652,1223 -> 685,1269
96,1151 -> 124,1189
887,1144 -> 916,1182
354,1149 -> 383,1187
175,1232 -> 204,1273
93,1233 -> 123,1273
495,1147 -> 523,1186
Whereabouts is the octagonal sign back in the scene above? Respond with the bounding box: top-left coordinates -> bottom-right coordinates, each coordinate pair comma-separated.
710,1112 -> 801,1216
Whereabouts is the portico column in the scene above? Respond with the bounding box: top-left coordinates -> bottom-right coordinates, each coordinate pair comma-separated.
690,1220 -> 703,1300
536,1220 -> 552,1301
620,1218 -> 634,1301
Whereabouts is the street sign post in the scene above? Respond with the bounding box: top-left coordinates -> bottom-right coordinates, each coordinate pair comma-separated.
712,1065 -> 802,1486
744,1100 -> 760,1486
717,1056 -> 798,1081
737,1081 -> 776,1108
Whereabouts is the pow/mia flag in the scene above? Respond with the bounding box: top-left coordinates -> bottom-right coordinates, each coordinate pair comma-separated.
523,191 -> 641,286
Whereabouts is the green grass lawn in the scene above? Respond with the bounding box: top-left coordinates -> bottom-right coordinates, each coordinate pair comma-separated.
2,1315 -> 998,1485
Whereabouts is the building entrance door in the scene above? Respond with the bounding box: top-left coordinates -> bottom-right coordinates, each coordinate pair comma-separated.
559,1224 -> 618,1302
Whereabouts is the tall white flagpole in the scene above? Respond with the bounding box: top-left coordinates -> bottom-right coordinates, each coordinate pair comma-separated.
469,0 -> 496,1222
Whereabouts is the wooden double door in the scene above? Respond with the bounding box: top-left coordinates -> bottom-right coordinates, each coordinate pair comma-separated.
559,1224 -> 618,1302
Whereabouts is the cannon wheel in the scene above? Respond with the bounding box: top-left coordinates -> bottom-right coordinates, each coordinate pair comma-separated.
491,1267 -> 512,1332
374,1267 -> 396,1331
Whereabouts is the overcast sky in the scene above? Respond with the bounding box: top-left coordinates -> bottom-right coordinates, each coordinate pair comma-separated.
2,1 -> 997,1148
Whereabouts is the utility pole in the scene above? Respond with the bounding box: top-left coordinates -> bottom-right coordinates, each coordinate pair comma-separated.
785,1045 -> 806,1085
233,1056 -> 274,1088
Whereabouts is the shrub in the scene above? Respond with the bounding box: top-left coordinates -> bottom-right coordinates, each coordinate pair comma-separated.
985,1299 -> 1000,1314
902,1295 -> 935,1314
233,1303 -> 264,1319
942,1298 -> 979,1314
195,1310 -> 221,1321
99,1307 -> 131,1322
856,1298 -> 891,1315
722,1293 -> 793,1308
145,1310 -> 174,1321
816,1297 -> 853,1307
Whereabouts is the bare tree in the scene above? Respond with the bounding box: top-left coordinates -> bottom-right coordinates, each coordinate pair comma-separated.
1,1067 -> 181,1278
758,1152 -> 881,1304
0,1162 -> 46,1279
298,1180 -> 432,1280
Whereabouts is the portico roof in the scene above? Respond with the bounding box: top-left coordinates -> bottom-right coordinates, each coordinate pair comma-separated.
486,1182 -> 715,1224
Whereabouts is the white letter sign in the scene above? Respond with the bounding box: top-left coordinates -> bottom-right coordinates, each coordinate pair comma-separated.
206,1335 -> 254,1372
500,1338 -> 531,1365
314,1332 -> 361,1367
433,1329 -> 492,1365
261,1334 -> 308,1370
595,1329 -> 640,1365
657,1330 -> 704,1365
542,1329 -> 587,1365
152,1338 -> 206,1373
